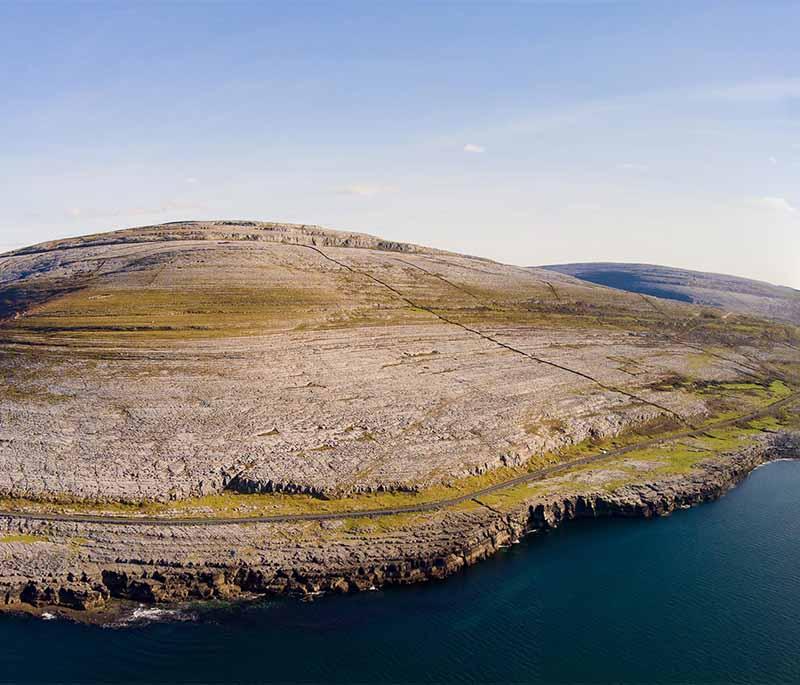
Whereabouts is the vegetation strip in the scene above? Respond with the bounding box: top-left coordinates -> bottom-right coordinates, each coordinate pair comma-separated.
1,392 -> 795,528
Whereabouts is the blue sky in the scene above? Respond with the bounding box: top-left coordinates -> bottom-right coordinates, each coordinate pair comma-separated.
1,1 -> 798,287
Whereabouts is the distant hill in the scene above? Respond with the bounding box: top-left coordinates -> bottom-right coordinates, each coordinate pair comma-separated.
539,262 -> 800,326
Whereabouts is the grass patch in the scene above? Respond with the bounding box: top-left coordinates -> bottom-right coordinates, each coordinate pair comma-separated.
477,422 -> 770,509
9,287 -> 345,340
0,534 -> 49,544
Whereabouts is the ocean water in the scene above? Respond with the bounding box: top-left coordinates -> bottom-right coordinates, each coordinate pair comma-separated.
2,460 -> 799,684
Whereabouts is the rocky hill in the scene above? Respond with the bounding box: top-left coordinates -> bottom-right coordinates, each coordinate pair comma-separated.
540,262 -> 800,325
0,221 -> 797,617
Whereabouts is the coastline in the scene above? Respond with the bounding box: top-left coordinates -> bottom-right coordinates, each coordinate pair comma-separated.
3,430 -> 797,625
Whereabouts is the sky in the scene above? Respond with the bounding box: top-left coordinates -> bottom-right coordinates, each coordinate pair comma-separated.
1,1 -> 798,288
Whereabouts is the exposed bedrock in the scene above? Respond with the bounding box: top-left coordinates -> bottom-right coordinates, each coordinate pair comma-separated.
5,221 -> 777,503
3,432 -> 796,614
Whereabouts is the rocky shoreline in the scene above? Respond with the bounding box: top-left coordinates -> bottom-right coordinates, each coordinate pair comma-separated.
2,430 -> 797,623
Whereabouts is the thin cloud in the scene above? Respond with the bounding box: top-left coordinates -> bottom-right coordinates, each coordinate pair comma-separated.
337,184 -> 397,197
64,200 -> 206,220
709,79 -> 800,102
463,143 -> 485,153
618,162 -> 648,171
450,79 -> 800,145
757,196 -> 797,213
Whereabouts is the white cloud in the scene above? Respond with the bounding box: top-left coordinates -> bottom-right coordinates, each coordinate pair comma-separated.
709,79 -> 800,102
463,143 -> 485,153
337,184 -> 397,197
769,156 -> 778,165
470,78 -> 800,143
618,162 -> 648,171
757,196 -> 797,213
185,177 -> 199,184
63,199 -> 206,221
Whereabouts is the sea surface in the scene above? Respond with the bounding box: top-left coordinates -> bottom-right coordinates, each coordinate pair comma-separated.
2,459 -> 799,684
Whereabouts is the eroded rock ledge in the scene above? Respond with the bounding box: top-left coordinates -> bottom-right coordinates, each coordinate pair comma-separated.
2,431 -> 797,618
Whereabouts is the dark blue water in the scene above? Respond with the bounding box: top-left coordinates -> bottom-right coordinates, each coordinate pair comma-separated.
2,460 -> 799,684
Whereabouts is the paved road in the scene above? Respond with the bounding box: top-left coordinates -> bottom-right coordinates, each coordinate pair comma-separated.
1,393 -> 796,527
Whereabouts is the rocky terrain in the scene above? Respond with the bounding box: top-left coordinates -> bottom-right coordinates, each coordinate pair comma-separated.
540,262 -> 800,325
2,429 -> 797,616
0,220 -> 798,617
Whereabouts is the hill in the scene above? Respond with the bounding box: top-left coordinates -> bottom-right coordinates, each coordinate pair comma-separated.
539,262 -> 800,325
0,221 -> 797,615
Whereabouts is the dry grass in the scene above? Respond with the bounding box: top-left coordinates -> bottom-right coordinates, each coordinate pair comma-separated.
0,534 -> 50,544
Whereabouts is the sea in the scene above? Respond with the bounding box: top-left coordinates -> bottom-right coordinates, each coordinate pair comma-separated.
1,459 -> 799,684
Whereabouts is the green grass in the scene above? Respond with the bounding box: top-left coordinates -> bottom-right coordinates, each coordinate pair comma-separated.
477,422 -> 769,509
745,416 -> 783,431
0,534 -> 49,544
452,390 -> 800,511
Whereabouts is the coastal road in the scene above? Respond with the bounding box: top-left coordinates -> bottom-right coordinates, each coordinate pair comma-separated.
1,392 -> 796,527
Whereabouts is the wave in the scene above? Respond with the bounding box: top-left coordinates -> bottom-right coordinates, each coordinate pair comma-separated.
115,605 -> 197,626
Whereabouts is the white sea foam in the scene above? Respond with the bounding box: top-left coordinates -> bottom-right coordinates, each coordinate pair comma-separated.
130,606 -> 178,622
752,457 -> 799,473
41,612 -> 55,621
116,605 -> 196,626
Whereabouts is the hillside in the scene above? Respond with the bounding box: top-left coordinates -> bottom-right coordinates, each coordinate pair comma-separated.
0,221 -> 797,615
0,219 -> 788,502
540,262 -> 800,325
